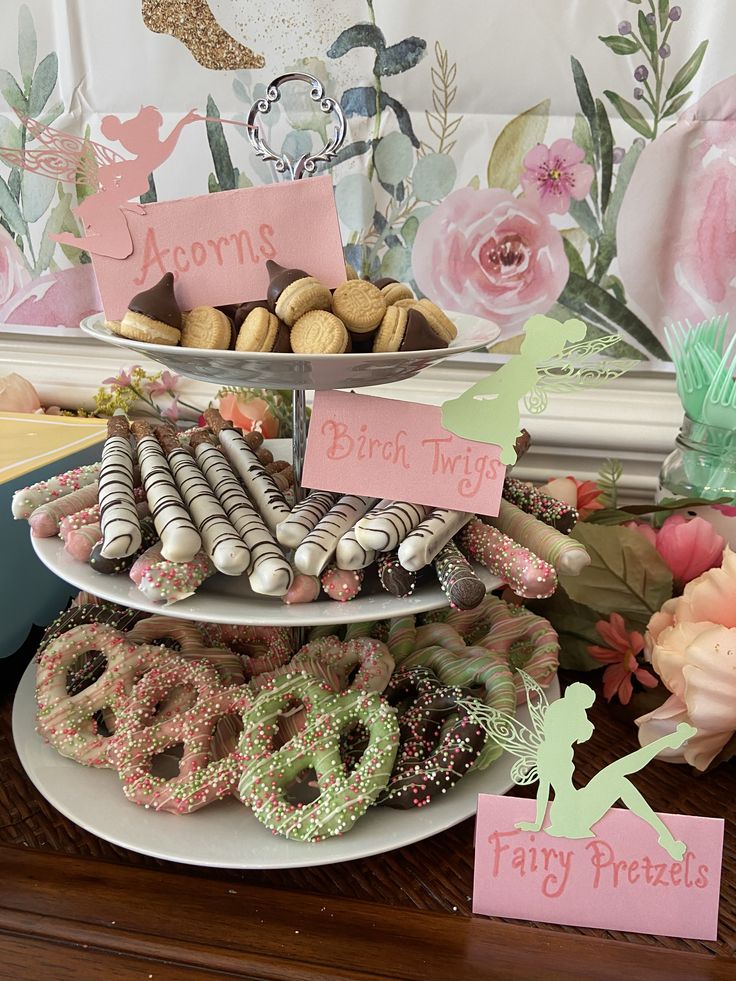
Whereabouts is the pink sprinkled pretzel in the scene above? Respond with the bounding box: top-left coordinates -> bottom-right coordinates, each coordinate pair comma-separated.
201,623 -> 295,678
35,623 -> 162,767
128,614 -> 246,686
108,656 -> 251,814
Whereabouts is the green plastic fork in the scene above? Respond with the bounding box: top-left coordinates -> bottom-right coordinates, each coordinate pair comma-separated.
665,315 -> 730,422
702,332 -> 736,429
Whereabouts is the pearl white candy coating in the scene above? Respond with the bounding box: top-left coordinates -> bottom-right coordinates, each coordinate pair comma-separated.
276,491 -> 336,548
335,525 -> 377,570
136,435 -> 201,563
294,495 -> 376,576
98,434 -> 142,559
355,500 -> 429,553
217,427 -> 291,535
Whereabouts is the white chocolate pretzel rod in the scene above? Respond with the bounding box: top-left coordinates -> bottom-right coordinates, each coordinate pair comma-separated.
205,408 -> 290,536
98,416 -> 142,559
190,430 -> 293,596
276,490 -> 337,549
12,462 -> 101,519
156,428 -> 250,577
130,420 -> 201,563
397,508 -> 473,572
355,500 -> 429,553
130,543 -> 215,604
294,494 -> 377,577
335,525 -> 377,571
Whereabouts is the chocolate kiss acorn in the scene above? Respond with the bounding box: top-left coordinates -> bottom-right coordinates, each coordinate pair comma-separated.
400,308 -> 446,352
266,259 -> 332,327
119,272 -> 183,345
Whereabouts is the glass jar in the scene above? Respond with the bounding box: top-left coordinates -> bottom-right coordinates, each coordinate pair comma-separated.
658,415 -> 736,503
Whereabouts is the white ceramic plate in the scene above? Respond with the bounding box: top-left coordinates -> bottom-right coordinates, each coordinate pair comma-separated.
80,312 -> 499,390
31,534 -> 501,627
13,660 -> 559,869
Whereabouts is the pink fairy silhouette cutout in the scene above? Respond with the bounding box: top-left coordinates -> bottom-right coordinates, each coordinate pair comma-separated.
0,107 -> 203,258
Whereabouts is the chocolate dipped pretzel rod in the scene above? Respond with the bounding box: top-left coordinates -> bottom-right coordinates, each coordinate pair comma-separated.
294,494 -> 377,577
433,540 -> 486,610
276,490 -> 337,548
502,477 -> 578,534
355,500 -> 429,552
131,420 -> 201,563
397,508 -> 472,572
458,519 -> 557,600
156,428 -> 250,577
190,429 -> 293,596
377,551 -> 417,598
204,408 -> 290,535
12,462 -> 101,519
488,500 -> 589,574
98,416 -> 142,559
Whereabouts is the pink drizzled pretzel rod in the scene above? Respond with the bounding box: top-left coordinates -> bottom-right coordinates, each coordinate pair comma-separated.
12,463 -> 101,520
458,518 -> 557,600
29,482 -> 100,537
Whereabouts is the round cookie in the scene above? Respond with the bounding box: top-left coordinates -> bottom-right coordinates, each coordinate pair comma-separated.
266,261 -> 331,327
382,283 -> 414,305
119,272 -> 182,345
331,280 -> 386,335
373,307 -> 446,353
413,298 -> 458,343
291,310 -> 349,354
181,306 -> 232,350
235,307 -> 291,353
234,300 -> 269,329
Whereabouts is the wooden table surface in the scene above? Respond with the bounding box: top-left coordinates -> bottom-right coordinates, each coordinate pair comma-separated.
2,631 -> 735,981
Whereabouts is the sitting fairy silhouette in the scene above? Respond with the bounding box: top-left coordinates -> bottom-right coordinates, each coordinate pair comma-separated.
467,673 -> 696,860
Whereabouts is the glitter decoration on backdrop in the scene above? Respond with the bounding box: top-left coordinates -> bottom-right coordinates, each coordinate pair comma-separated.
142,0 -> 266,70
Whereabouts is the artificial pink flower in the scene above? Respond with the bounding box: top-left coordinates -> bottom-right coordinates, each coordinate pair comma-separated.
521,139 -> 594,215
102,368 -> 134,389
160,399 -> 180,422
147,370 -> 180,397
219,393 -> 278,439
538,476 -> 605,520
0,224 -> 30,307
588,612 -> 658,704
623,520 -> 658,547
411,187 -> 568,336
655,514 -> 725,586
0,373 -> 41,412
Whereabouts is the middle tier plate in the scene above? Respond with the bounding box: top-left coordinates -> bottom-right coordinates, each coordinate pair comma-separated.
32,534 -> 502,627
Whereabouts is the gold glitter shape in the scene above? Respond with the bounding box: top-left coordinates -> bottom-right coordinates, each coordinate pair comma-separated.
142,0 -> 265,71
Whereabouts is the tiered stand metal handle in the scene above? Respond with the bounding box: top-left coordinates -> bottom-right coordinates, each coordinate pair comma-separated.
246,73 -> 347,503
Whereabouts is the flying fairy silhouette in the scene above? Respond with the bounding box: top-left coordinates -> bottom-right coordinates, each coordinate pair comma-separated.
441,315 -> 639,466
0,107 -> 251,259
465,672 -> 696,860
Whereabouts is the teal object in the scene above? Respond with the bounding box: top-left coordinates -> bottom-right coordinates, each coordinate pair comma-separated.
664,316 -> 728,423
1,444 -> 102,659
658,414 -> 736,504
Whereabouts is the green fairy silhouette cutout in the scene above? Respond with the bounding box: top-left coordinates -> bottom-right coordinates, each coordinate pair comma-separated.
441,315 -> 638,466
467,673 -> 696,860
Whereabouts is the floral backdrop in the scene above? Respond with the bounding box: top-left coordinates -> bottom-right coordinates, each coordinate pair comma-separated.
0,0 -> 731,360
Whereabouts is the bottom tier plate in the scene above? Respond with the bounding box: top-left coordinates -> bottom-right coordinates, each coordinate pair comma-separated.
13,661 -> 559,869
31,534 -> 502,627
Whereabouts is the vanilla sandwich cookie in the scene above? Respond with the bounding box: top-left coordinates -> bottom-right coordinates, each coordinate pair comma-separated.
294,495 -> 377,576
276,491 -> 337,549
354,500 -> 429,553
397,508 -> 473,572
98,416 -> 142,560
131,421 -> 201,563
335,525 -> 377,571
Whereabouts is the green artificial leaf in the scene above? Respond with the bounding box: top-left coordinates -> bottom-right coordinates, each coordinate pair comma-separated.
658,0 -> 670,28
532,589 -> 605,671
604,90 -> 652,139
598,35 -> 639,55
413,152 -> 456,200
638,9 -> 657,53
621,495 -> 731,515
584,508 -> 641,526
18,5 -> 37,91
662,90 -> 693,118
21,169 -> 55,222
0,69 -> 28,114
374,131 -> 414,185
486,99 -> 550,191
335,173 -> 374,229
401,214 -> 419,247
327,23 -> 386,59
561,523 -> 673,628
571,58 -> 599,162
596,98 -> 614,214
666,41 -> 708,102
375,37 -> 427,77
562,237 -> 586,278
560,271 -> 667,359
568,197 -> 600,240
205,96 -> 238,191
594,137 -> 644,281
28,52 -> 58,117
0,173 -> 27,236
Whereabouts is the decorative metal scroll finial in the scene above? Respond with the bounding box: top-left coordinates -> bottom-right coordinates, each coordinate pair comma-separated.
246,72 -> 347,181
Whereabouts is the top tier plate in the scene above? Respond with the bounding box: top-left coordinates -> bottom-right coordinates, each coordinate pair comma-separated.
80,312 -> 499,390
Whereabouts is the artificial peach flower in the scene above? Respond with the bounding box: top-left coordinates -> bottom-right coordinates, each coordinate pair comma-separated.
655,514 -> 724,587
219,393 -> 279,439
672,546 -> 736,628
538,476 -> 604,520
588,612 -> 657,704
0,373 -> 41,413
636,694 -> 732,770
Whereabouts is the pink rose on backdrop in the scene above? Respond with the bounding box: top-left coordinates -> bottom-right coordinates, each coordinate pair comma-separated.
618,76 -> 736,340
521,139 -> 594,215
412,188 -> 568,336
0,225 -> 30,307
0,264 -> 100,327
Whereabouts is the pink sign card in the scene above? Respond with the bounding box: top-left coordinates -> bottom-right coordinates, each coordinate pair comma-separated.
302,391 -> 506,516
473,795 -> 723,940
91,175 -> 346,319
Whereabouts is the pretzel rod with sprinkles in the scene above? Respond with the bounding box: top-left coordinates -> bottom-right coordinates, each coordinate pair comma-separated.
59,505 -> 100,542
502,477 -> 578,534
98,416 -> 142,559
130,543 -> 214,604
12,462 -> 101,520
433,540 -> 486,610
488,499 -> 590,574
458,519 -> 557,600
29,482 -> 100,537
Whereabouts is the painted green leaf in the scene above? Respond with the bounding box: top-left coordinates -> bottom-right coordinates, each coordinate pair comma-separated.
0,117 -> 21,150
658,0 -> 670,28
598,35 -> 639,55
666,41 -> 708,102
36,100 -> 63,128
18,5 -> 37,91
562,237 -> 586,278
530,589 -> 604,671
596,98 -> 614,214
375,37 -> 427,77
594,137 -> 644,280
413,152 -> 456,200
603,90 -> 652,139
560,523 -> 673,628
0,69 -> 28,114
21,169 -> 55,222
568,198 -> 600,240
638,10 -> 657,53
205,96 -> 238,192
486,99 -> 550,191
662,90 -> 692,118
600,273 -> 627,304
374,131 -> 414,185
232,77 -> 250,103
467,174 -> 480,190
401,215 -> 419,247
327,24 -> 385,58
35,188 -> 71,275
572,113 -> 594,169
139,173 -> 157,205
0,174 -> 27,236
560,271 -> 667,359
380,244 -> 411,281
341,87 -> 420,147
571,58 -> 599,162
335,173 -> 374,230
28,52 -> 58,117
